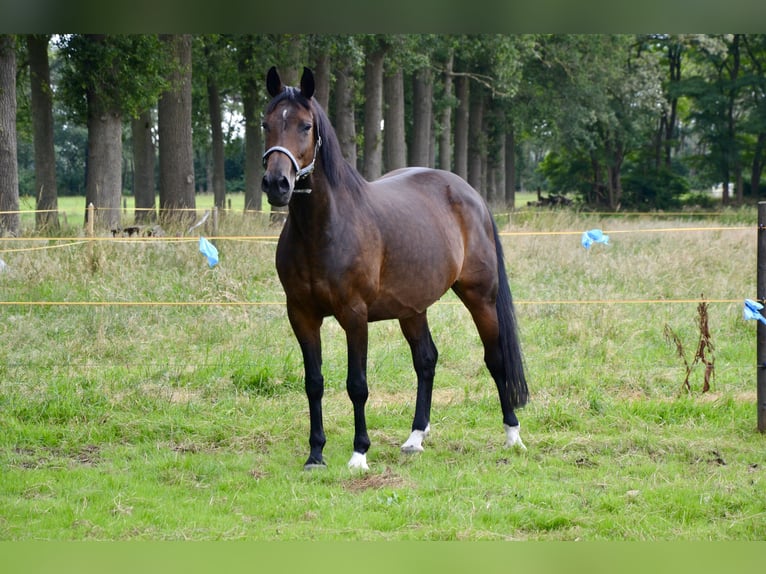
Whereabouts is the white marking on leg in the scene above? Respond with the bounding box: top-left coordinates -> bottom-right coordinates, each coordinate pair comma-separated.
401,424 -> 430,453
347,451 -> 369,471
503,424 -> 527,451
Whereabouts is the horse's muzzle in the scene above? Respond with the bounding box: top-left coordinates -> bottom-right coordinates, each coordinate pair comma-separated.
261,171 -> 294,207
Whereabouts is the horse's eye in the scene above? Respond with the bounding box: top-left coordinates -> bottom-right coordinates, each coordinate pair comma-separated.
261,123 -> 269,133
301,123 -> 312,133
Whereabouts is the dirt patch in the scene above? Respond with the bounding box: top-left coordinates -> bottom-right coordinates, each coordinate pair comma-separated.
342,466 -> 411,493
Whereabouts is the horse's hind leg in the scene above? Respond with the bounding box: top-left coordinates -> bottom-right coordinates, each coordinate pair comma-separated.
453,285 -> 526,451
399,313 -> 438,453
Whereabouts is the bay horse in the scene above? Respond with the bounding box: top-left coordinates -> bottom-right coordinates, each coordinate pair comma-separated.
261,67 -> 528,470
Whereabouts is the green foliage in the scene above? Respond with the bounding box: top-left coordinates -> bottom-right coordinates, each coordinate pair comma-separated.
57,34 -> 170,120
11,33 -> 766,217
622,166 -> 690,210
537,149 -> 590,198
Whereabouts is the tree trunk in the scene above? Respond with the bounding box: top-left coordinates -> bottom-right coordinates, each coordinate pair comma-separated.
0,35 -> 19,236
735,164 -> 744,205
664,41 -> 682,169
362,47 -> 384,180
131,109 -> 156,223
242,81 -> 263,214
85,93 -> 122,230
491,129 -> 505,207
311,49 -> 331,112
438,52 -> 454,172
467,83 -> 485,196
383,67 -> 406,171
236,36 -> 263,215
207,69 -> 226,210
334,57 -> 357,167
752,132 -> 766,198
27,34 -> 59,232
410,67 -> 433,167
454,75 -> 469,181
505,128 -> 516,208
605,140 -> 624,211
158,34 -> 195,225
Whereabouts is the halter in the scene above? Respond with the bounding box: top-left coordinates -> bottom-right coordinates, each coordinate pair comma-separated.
262,134 -> 322,194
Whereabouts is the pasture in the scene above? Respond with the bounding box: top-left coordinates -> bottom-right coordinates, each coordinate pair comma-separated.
1,203 -> 764,541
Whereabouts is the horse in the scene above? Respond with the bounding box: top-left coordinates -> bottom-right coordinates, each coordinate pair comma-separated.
261,66 -> 528,471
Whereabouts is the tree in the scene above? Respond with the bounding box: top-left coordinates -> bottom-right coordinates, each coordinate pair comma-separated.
0,34 -> 19,236
362,36 -> 384,180
383,64 -> 406,172
198,35 -> 235,211
131,110 -> 156,223
333,38 -> 360,166
410,64 -> 434,168
234,34 -> 269,214
535,35 -> 665,209
158,34 -> 196,224
740,34 -> 766,198
59,34 -> 169,229
437,46 -> 455,172
682,35 -> 754,205
62,35 -> 123,229
453,74 -> 469,180
26,34 -> 58,231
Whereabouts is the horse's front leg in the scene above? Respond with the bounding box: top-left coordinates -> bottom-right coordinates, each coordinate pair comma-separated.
343,317 -> 371,471
399,313 -> 437,453
288,307 -> 326,469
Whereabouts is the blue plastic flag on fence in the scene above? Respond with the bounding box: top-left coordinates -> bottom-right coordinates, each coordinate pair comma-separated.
199,237 -> 219,267
744,299 -> 766,325
581,229 -> 610,250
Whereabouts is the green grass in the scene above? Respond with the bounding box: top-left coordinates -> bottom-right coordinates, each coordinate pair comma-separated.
1,203 -> 765,540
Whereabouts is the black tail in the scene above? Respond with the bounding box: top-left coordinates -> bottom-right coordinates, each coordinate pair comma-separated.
492,219 -> 528,409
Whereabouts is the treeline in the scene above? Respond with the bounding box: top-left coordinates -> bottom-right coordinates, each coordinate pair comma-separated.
1,34 -> 765,235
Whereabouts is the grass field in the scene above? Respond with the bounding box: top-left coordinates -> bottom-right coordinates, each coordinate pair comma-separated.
1,199 -> 764,541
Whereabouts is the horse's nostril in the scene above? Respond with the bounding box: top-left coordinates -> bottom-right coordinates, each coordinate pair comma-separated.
279,176 -> 290,192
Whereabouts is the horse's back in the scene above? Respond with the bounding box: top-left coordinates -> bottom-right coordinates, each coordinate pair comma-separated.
371,167 -> 491,228
370,167 -> 495,256
367,168 -> 498,311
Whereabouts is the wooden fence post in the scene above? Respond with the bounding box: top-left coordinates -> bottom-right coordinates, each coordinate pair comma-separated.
86,202 -> 94,237
86,202 -> 96,271
758,202 -> 766,432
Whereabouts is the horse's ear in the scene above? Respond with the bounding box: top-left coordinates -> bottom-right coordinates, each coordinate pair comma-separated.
266,66 -> 283,98
300,67 -> 315,100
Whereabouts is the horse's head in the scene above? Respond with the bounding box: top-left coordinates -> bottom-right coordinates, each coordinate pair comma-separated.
261,66 -> 322,207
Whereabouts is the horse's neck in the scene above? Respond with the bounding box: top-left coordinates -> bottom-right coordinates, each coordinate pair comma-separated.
288,172 -> 353,240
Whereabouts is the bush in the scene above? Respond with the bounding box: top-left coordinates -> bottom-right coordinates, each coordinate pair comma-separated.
621,168 -> 689,210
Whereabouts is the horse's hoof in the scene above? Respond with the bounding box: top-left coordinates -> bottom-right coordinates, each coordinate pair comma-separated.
347,451 -> 369,471
401,428 -> 429,453
503,424 -> 527,451
303,456 -> 327,470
